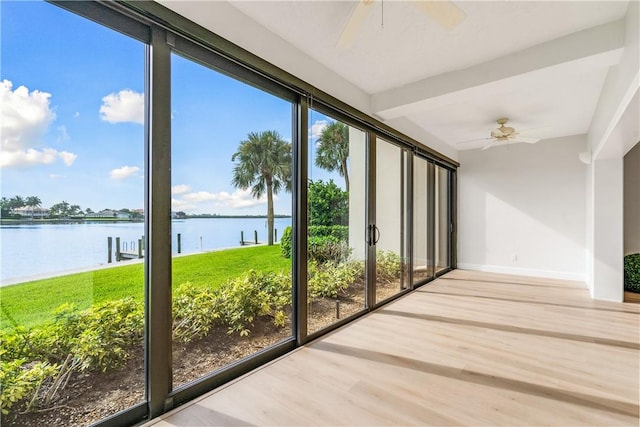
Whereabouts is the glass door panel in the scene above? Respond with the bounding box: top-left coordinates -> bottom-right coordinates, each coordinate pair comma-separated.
0,2 -> 146,425
170,52 -> 293,388
435,165 -> 450,273
375,139 -> 410,303
413,157 -> 435,285
307,111 -> 367,334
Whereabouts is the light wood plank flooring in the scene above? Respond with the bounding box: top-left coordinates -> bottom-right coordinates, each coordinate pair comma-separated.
147,270 -> 640,426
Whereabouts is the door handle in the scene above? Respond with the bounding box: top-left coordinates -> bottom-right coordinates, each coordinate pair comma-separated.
367,224 -> 380,246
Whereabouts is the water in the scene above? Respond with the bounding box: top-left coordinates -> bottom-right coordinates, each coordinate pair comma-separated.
0,217 -> 291,284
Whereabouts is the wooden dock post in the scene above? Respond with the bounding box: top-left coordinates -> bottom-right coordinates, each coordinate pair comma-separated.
275,228 -> 278,243
177,233 -> 182,254
115,237 -> 121,262
138,239 -> 143,258
108,237 -> 112,263
240,231 -> 244,246
254,230 -> 258,244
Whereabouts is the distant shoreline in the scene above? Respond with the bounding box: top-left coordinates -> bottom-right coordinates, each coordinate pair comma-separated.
0,215 -> 292,225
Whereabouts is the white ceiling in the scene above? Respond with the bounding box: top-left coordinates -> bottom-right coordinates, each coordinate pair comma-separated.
160,0 -> 632,154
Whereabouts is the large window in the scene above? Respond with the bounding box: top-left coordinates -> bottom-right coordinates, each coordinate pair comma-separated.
0,2 -> 146,425
0,2 -> 457,426
170,50 -> 294,388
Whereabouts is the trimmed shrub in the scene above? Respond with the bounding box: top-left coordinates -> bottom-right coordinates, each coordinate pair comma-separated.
280,226 -> 292,258
624,253 -> 640,293
308,225 -> 349,241
173,283 -> 220,343
308,261 -> 359,299
376,250 -> 402,283
308,236 -> 351,265
216,270 -> 291,336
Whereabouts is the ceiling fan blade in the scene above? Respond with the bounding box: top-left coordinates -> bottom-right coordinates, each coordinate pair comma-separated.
414,1 -> 466,30
456,137 -> 492,145
337,0 -> 374,48
510,136 -> 540,144
481,140 -> 499,151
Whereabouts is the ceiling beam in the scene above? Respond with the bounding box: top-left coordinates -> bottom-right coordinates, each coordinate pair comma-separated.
371,19 -> 625,120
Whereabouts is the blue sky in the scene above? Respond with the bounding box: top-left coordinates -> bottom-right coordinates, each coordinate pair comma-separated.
1,1 -> 342,216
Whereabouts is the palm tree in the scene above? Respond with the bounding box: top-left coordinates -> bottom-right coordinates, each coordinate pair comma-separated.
25,196 -> 42,219
315,121 -> 349,192
232,130 -> 291,246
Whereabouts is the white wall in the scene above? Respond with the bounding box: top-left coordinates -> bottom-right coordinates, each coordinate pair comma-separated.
590,158 -> 624,301
458,135 -> 587,281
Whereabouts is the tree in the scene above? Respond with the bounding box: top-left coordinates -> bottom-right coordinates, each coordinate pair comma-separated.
232,130 -> 291,246
49,201 -> 71,217
25,196 -> 42,218
9,195 -> 25,211
315,121 -> 350,192
0,197 -> 11,218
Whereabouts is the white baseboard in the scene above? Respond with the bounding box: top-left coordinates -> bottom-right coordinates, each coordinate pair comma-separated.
456,263 -> 586,282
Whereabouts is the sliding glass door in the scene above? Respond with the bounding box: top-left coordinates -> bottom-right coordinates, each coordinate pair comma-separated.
435,165 -> 451,274
374,138 -> 411,303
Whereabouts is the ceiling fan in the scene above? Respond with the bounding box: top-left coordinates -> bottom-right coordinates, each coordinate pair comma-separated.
338,0 -> 466,48
458,118 -> 543,151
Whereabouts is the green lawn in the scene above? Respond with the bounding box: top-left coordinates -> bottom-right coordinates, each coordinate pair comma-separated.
0,245 -> 290,329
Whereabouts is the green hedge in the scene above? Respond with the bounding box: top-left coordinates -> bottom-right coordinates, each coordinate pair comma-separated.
624,253 -> 640,293
280,226 -> 292,258
280,225 -> 349,259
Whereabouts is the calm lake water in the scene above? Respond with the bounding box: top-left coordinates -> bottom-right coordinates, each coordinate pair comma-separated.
0,217 -> 291,284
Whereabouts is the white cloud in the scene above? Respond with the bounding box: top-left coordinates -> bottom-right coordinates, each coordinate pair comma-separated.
0,80 -> 77,168
172,184 -> 191,195
310,119 -> 329,141
73,112 -> 80,118
172,187 -> 273,213
58,151 -> 77,166
0,148 -> 58,167
1,79 -> 55,152
56,125 -> 69,143
49,174 -> 65,180
100,89 -> 144,124
110,165 -> 140,180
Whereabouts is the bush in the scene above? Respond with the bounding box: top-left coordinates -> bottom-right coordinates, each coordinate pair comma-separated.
308,236 -> 351,264
624,253 -> 640,293
173,283 -> 220,343
308,261 -> 359,299
376,250 -> 402,283
308,225 -> 349,241
216,270 -> 291,336
280,226 -> 292,258
0,359 -> 59,415
308,179 -> 348,226
70,298 -> 144,372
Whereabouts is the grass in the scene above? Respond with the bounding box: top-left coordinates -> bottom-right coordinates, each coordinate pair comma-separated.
0,244 -> 290,330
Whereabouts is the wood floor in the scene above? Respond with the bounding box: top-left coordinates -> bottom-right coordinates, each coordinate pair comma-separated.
146,270 -> 640,426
